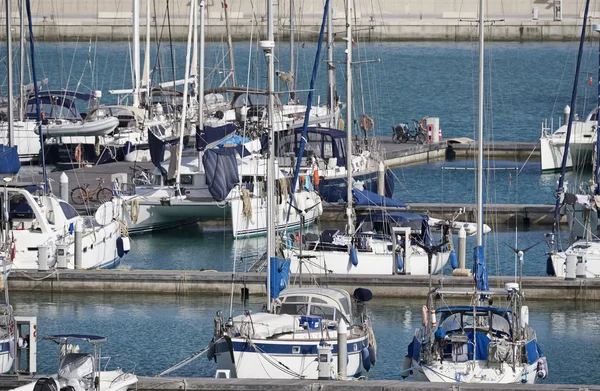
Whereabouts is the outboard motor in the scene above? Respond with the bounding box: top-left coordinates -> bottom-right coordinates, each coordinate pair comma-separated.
33,378 -> 59,391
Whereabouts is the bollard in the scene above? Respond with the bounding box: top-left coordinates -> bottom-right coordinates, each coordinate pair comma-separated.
452,226 -> 471,276
565,254 -> 576,280
576,258 -> 587,279
377,161 -> 385,196
56,243 -> 68,269
37,246 -> 49,271
317,342 -> 333,380
74,221 -> 83,269
337,318 -> 347,378
59,172 -> 69,202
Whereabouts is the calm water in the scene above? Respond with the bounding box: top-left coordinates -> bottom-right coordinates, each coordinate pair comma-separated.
11,292 -> 600,384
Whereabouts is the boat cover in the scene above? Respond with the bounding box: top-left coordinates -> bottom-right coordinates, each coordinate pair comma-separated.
356,211 -> 432,245
148,130 -> 167,176
352,188 -> 406,208
0,145 -> 20,175
203,148 -> 239,202
269,257 -> 290,299
196,124 -> 236,151
472,245 -> 489,291
232,312 -> 301,339
58,353 -> 94,380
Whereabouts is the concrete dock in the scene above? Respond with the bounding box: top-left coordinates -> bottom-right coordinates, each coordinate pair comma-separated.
7,270 -> 600,300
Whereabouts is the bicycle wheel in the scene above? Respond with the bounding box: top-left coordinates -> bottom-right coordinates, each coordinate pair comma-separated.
401,134 -> 409,143
97,188 -> 114,203
70,187 -> 88,205
392,133 -> 401,144
416,132 -> 427,144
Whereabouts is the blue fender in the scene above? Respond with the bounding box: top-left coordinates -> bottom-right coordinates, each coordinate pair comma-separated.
368,344 -> 376,365
361,347 -> 371,371
450,251 -> 458,269
349,247 -> 358,266
396,252 -> 403,271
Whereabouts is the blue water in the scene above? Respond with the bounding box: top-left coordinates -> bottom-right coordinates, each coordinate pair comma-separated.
12,292 -> 600,384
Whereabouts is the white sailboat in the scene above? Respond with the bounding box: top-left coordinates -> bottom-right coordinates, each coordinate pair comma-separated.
401,0 -> 548,383
210,0 -> 376,379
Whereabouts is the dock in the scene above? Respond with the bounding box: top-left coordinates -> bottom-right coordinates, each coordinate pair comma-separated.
7,270 -> 599,301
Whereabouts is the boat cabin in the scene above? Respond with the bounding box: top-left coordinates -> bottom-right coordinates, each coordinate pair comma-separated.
26,90 -> 92,122
275,127 -> 347,168
276,287 -> 357,327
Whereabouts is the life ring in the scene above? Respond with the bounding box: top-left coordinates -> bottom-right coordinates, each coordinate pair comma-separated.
359,115 -> 374,132
419,117 -> 428,132
74,144 -> 82,162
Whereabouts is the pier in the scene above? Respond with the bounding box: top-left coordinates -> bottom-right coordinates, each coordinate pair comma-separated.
7,270 -> 599,300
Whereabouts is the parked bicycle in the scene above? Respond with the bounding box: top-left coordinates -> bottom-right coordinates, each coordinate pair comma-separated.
70,178 -> 114,205
129,166 -> 153,186
392,118 -> 427,144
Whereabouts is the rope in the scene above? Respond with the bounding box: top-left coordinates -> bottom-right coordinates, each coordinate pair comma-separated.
156,339 -> 220,376
367,323 -> 377,353
241,188 -> 252,218
129,199 -> 140,224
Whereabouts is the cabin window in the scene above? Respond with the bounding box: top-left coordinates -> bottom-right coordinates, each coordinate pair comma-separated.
439,312 -> 462,332
311,297 -> 327,304
181,175 -> 193,185
491,313 -> 510,335
280,303 -> 307,315
323,135 -> 334,159
283,296 -> 309,302
58,201 -> 79,220
153,175 -> 163,186
310,305 -> 336,320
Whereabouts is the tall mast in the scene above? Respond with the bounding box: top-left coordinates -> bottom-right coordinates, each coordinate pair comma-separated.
198,0 -> 205,132
132,0 -> 141,107
263,0 -> 276,312
19,0 -> 24,122
141,0 -> 151,94
6,0 -> 14,147
476,0 -> 484,248
345,0 -> 354,235
289,0 -> 295,95
327,0 -> 335,128
223,0 -> 236,87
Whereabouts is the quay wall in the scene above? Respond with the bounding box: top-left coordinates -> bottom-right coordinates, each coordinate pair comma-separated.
8,270 -> 600,300
3,0 -> 600,41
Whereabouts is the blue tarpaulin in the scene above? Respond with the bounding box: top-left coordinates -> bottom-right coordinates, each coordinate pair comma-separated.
202,148 -> 239,202
148,130 -> 167,176
0,145 -> 20,175
467,331 -> 490,360
196,123 -> 237,151
472,245 -> 489,292
217,134 -> 250,147
269,257 -> 291,299
352,188 -> 407,208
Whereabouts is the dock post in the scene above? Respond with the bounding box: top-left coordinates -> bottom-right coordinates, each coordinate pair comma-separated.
452,226 -> 471,276
337,318 -> 347,378
56,243 -> 68,269
59,172 -> 69,202
37,246 -> 49,271
75,221 -> 83,269
565,254 -> 576,280
377,161 -> 385,196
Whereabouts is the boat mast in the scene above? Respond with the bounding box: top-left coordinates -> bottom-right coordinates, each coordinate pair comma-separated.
476,0 -> 484,249
19,0 -> 24,122
223,0 -> 236,87
175,0 -> 196,194
132,0 -> 141,107
264,0 -> 276,312
327,0 -> 336,128
345,0 -> 354,235
141,0 -> 151,103
6,0 -> 14,147
595,24 -> 600,195
289,0 -> 295,98
198,0 -> 205,135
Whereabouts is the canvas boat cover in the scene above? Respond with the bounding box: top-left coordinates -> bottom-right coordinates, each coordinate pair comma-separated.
352,188 -> 406,208
232,312 -> 301,339
203,148 -> 239,202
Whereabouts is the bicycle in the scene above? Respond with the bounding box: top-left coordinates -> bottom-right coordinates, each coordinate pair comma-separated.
129,166 -> 153,186
392,119 -> 427,144
70,178 -> 114,205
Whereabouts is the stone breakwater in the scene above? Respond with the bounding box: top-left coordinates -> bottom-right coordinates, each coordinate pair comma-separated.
5,0 -> 600,41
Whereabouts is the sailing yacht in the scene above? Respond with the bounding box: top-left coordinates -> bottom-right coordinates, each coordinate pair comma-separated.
401,0 -> 547,384
210,0 -> 376,379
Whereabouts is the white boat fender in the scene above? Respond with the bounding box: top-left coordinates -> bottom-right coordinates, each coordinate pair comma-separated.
430,309 -> 437,327
368,344 -> 376,365
421,305 -> 428,327
401,356 -> 412,379
520,306 -> 529,328
349,247 -> 358,266
117,236 -> 131,258
361,347 -> 371,372
537,356 -> 548,379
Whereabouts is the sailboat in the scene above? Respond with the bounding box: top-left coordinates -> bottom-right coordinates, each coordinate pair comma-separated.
401,0 -> 548,384
284,0 -> 450,276
209,0 -> 376,379
546,5 -> 600,279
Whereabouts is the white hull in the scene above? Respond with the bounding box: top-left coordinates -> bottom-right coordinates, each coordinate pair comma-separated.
11,371 -> 137,391
288,242 -> 449,275
0,335 -> 14,374
214,334 -> 367,379
411,359 -> 539,384
0,121 -> 40,161
550,239 -> 600,278
34,117 -> 119,137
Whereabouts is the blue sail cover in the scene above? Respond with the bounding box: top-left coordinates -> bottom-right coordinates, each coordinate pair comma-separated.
352,188 -> 407,208
148,130 -> 167,175
0,145 -> 20,174
269,257 -> 291,299
202,148 -> 239,202
196,123 -> 237,151
472,245 -> 489,291
356,211 -> 432,246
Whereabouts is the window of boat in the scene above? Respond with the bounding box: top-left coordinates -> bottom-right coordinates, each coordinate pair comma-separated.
339,297 -> 350,316
462,312 -> 490,330
311,297 -> 328,304
153,175 -> 163,186
310,305 -> 336,321
491,313 -> 511,335
323,135 -> 334,159
283,296 -> 309,303
181,175 -> 193,185
6,195 -> 35,220
305,132 -> 322,157
58,201 -> 79,220
439,312 -> 462,332
279,303 -> 307,315
335,139 -> 346,166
